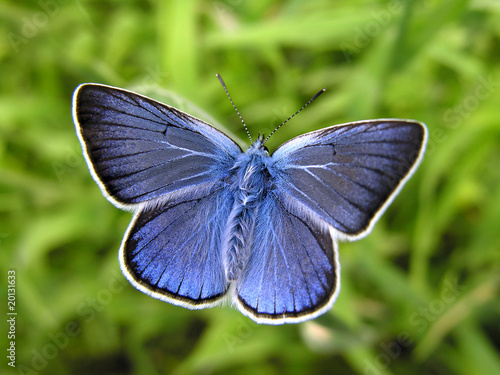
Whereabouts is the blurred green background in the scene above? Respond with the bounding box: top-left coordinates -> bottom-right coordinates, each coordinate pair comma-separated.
1,0 -> 499,374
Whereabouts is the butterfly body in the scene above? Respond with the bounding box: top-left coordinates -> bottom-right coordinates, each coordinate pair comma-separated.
223,138 -> 271,281
73,83 -> 427,324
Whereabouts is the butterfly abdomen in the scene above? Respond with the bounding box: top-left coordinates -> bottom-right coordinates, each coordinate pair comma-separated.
223,145 -> 270,281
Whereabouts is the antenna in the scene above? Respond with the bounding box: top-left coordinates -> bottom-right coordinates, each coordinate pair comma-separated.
263,88 -> 326,145
216,73 -> 253,143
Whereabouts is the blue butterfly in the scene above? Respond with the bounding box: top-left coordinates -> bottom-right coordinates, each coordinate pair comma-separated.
72,77 -> 427,324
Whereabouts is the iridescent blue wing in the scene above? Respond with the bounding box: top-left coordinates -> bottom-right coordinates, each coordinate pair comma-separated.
73,84 -> 242,307
235,193 -> 340,324
120,187 -> 233,307
271,120 -> 427,239
236,120 -> 426,323
72,84 -> 241,209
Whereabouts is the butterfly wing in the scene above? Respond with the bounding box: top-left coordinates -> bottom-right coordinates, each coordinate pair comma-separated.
270,120 -> 427,240
120,187 -> 234,307
73,84 -> 242,307
235,193 -> 340,324
72,84 -> 241,209
236,120 -> 426,323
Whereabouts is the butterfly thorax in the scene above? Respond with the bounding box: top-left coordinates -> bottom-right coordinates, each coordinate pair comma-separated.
223,140 -> 271,281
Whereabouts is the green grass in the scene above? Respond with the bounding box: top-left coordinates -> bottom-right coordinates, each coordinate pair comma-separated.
1,0 -> 499,374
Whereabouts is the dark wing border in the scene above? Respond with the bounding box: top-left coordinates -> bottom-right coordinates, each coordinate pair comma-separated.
234,194 -> 341,324
271,119 -> 428,241
119,187 -> 233,309
72,83 -> 242,210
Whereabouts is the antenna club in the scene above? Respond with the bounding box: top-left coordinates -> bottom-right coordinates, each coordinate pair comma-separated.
216,73 -> 226,88
312,88 -> 326,101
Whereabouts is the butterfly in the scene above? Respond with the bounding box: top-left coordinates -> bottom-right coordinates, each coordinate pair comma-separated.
72,76 -> 427,324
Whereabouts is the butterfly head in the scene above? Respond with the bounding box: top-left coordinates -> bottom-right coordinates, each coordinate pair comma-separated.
247,134 -> 269,156
216,74 -> 324,156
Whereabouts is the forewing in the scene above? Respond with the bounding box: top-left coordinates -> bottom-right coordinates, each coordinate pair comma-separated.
72,84 -> 241,209
271,120 -> 427,239
120,187 -> 233,307
235,193 -> 340,324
